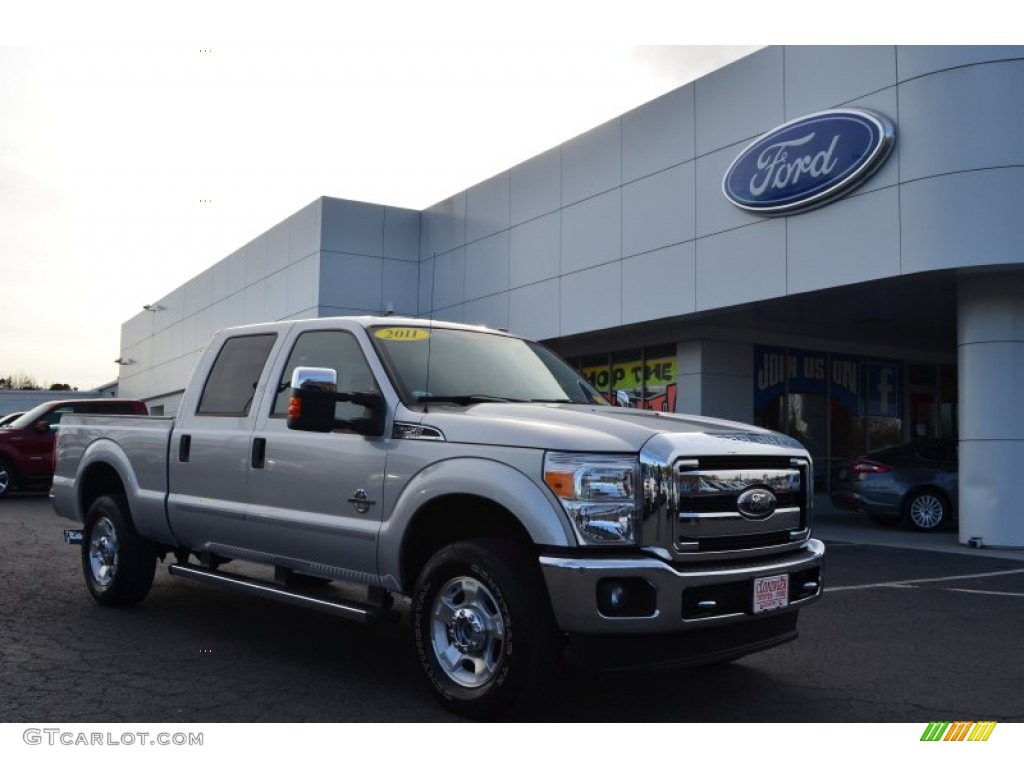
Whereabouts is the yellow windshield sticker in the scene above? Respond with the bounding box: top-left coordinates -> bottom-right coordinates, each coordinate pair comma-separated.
374,327 -> 431,341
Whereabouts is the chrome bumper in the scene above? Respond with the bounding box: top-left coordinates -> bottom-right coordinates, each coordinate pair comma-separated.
539,539 -> 825,634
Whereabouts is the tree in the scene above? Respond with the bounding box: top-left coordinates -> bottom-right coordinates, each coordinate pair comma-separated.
0,373 -> 40,390
0,374 -> 76,391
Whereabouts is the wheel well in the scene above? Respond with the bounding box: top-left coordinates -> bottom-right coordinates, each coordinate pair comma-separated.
400,494 -> 534,592
79,463 -> 127,516
0,451 -> 18,480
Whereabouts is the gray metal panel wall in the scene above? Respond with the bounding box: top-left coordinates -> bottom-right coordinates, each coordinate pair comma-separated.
413,45 -> 1024,344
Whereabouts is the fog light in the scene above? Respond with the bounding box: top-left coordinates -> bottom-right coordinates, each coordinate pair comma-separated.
596,578 -> 657,617
598,580 -> 626,614
608,583 -> 626,609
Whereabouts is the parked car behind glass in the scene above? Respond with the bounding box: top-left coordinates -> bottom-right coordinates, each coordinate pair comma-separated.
831,439 -> 958,532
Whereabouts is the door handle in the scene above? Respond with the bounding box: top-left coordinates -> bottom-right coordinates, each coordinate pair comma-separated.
251,437 -> 266,469
178,434 -> 191,462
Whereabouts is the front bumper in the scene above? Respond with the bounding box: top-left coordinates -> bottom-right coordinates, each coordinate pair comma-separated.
539,538 -> 825,635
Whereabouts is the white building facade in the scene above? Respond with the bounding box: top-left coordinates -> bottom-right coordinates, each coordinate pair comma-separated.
117,46 -> 1024,547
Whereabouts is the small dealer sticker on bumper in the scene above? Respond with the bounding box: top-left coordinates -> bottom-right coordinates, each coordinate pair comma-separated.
753,574 -> 790,614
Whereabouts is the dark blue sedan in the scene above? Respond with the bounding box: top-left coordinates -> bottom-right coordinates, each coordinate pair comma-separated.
831,439 -> 958,532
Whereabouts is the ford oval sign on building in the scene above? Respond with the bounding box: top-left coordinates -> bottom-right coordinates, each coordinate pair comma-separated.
723,109 -> 895,215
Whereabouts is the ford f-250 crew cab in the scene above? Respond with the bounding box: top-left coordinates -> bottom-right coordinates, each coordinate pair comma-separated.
52,316 -> 824,718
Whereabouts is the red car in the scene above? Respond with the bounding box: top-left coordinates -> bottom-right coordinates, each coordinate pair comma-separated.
0,399 -> 147,497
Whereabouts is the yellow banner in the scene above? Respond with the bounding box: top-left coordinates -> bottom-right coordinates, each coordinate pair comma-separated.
581,356 -> 675,391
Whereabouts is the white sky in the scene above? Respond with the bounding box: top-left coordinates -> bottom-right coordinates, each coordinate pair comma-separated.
0,2 -> 1005,391
0,41 -> 760,390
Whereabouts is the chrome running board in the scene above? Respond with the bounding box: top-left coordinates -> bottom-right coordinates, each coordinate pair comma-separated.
168,563 -> 399,624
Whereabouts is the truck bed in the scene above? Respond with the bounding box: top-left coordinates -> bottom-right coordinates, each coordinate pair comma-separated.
51,414 -> 175,542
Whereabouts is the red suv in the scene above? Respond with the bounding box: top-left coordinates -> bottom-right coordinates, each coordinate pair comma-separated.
0,398 -> 147,497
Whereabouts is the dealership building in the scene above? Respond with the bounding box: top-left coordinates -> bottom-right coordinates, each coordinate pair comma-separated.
117,46 -> 1024,548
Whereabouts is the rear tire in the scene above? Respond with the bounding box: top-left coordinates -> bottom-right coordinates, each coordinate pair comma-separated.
905,489 -> 949,532
82,494 -> 156,607
412,538 -> 561,720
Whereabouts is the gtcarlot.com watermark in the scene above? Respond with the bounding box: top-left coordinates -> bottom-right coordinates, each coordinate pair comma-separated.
23,729 -> 203,747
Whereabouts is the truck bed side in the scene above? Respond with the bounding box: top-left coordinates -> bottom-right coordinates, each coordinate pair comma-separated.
51,414 -> 177,545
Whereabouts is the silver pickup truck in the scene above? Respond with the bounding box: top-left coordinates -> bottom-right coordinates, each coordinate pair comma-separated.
52,316 -> 824,718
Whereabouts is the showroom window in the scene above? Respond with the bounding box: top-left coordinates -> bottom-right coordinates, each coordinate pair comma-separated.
754,346 -> 905,491
571,344 -> 677,411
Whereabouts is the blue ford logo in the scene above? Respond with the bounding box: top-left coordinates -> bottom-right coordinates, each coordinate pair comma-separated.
723,109 -> 895,215
737,488 -> 778,520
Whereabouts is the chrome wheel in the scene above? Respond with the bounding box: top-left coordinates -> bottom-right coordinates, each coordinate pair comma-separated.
430,575 -> 506,689
908,491 -> 947,531
413,539 -> 560,718
81,494 -> 155,607
0,463 -> 10,496
88,517 -> 119,587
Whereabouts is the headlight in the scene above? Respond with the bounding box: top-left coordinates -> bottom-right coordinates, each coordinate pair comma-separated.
544,452 -> 639,544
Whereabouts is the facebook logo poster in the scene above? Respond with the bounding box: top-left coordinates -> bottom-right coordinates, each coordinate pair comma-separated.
869,362 -> 902,418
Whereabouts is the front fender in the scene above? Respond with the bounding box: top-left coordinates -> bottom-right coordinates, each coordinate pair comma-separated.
377,457 -> 574,591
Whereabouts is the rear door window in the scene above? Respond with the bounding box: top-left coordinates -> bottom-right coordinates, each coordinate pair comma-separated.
197,334 -> 278,416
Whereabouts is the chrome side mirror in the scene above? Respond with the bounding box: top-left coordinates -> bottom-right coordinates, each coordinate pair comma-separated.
291,366 -> 338,392
286,366 -> 385,437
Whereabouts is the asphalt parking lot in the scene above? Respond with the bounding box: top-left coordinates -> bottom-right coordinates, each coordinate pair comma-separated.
1,493 -> 1022,722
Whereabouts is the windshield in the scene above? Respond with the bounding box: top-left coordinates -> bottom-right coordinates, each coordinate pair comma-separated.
370,325 -> 608,406
6,402 -> 55,430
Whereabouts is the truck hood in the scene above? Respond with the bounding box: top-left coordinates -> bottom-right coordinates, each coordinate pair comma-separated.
406,403 -> 805,455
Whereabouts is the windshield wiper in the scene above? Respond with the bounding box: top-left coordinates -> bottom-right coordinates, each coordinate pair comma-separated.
529,398 -> 572,403
416,394 -> 526,405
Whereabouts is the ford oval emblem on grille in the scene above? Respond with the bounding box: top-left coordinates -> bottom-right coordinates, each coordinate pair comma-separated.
737,488 -> 778,520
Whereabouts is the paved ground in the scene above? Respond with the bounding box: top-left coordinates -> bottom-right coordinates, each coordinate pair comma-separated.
814,495 -> 1024,562
1,493 -> 1022,722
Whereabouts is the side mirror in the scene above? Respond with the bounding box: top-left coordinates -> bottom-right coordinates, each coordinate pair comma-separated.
286,366 -> 386,436
291,366 -> 337,393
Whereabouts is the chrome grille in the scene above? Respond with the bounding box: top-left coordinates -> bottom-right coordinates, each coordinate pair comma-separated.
640,450 -> 811,562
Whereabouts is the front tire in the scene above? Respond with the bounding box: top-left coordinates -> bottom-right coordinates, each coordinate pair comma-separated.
412,538 -> 560,720
905,489 -> 949,532
82,494 -> 156,606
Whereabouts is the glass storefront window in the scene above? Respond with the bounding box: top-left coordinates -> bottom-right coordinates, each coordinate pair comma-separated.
753,345 -> 789,433
610,348 -> 643,407
830,353 -> 865,476
579,353 -> 611,402
786,350 -> 828,488
577,346 -> 678,411
756,347 -> 910,490
867,360 -> 903,451
939,364 -> 957,438
754,346 -> 829,484
908,364 -> 937,388
640,343 -> 677,412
